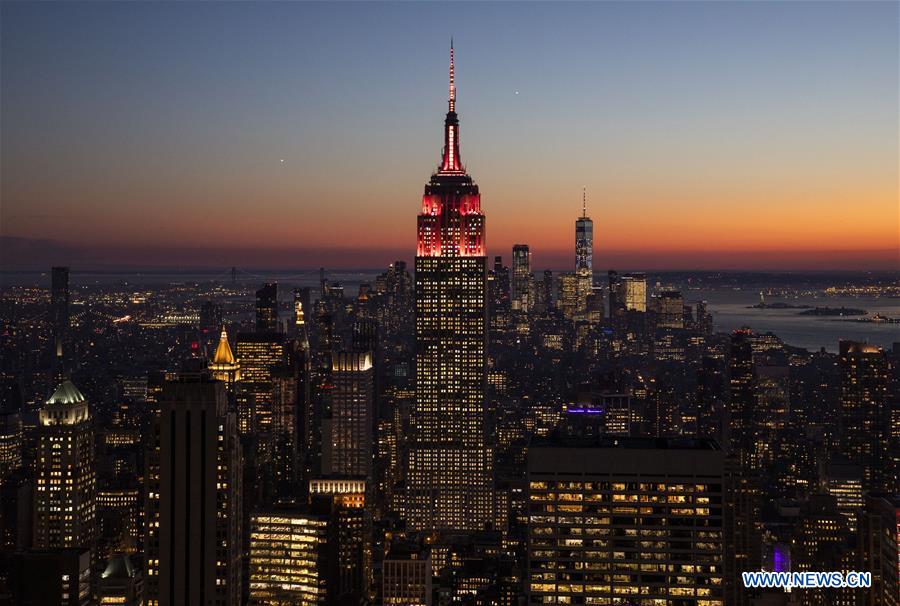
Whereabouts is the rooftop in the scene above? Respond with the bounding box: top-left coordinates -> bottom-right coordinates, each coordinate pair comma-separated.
46,380 -> 85,405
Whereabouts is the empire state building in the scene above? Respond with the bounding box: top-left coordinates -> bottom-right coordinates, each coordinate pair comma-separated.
408,44 -> 492,531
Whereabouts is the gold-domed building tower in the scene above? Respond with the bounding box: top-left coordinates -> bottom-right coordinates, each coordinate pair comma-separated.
209,327 -> 240,386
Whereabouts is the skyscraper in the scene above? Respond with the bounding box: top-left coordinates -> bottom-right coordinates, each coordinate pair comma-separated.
725,329 -> 762,606
249,507 -> 329,604
557,272 -> 578,320
51,266 -> 70,366
575,188 -> 593,313
488,256 -> 511,328
859,493 -> 900,606
255,282 -> 279,333
383,543 -> 432,605
236,331 -> 287,441
511,244 -> 532,312
198,300 -> 223,334
527,436 -> 725,605
409,43 -> 492,532
839,340 -> 891,491
621,272 -> 647,312
0,397 -> 23,482
608,270 -> 648,317
324,351 -> 374,479
34,380 -> 96,551
728,329 -> 758,463
651,288 -> 685,329
145,375 -> 242,606
293,287 -> 311,338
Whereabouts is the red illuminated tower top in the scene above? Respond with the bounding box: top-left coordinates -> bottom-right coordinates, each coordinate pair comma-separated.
440,40 -> 463,174
417,42 -> 485,257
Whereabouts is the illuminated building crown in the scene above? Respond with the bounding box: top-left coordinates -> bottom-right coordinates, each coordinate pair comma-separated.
213,327 -> 236,365
41,380 -> 89,426
417,42 -> 485,258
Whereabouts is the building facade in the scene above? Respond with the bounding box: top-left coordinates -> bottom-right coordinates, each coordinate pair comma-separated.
256,282 -> 279,333
527,436 -> 725,605
839,340 -> 891,491
33,381 -> 96,552
575,190 -> 593,314
512,244 -> 532,313
408,44 -> 493,532
325,351 -> 374,479
145,375 -> 243,606
248,508 -> 329,605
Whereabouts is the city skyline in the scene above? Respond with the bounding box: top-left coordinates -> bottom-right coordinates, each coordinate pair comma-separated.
2,1 -> 898,272
2,4 -> 899,605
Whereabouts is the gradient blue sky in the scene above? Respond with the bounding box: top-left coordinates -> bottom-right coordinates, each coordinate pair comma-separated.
2,1 -> 897,270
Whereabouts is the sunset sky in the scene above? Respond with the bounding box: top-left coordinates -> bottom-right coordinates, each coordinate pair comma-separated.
1,1 -> 897,271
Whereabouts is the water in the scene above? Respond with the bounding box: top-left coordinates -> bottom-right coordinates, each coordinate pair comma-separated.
2,270 -> 898,353
689,291 -> 899,352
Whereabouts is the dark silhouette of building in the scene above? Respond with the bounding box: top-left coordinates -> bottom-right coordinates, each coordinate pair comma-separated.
50,266 -> 70,373
145,374 -> 242,606
255,282 -> 279,333
4,549 -> 91,606
839,340 -> 891,492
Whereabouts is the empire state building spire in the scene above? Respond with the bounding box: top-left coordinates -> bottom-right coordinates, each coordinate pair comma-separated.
448,38 -> 455,113
440,40 -> 463,174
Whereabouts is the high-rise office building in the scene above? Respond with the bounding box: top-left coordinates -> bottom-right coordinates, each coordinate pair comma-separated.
511,244 -> 532,312
145,375 -> 242,606
728,329 -> 757,468
607,270 -> 620,316
34,381 -> 96,551
308,479 -> 370,601
826,460 -> 864,532
284,340 -> 315,498
724,329 -> 762,606
557,272 -> 578,320
0,471 -> 32,552
621,272 -> 647,312
198,300 -> 223,334
249,507 -> 329,604
488,256 -> 511,328
266,356 -> 319,503
793,494 -> 855,606
293,287 -> 311,338
539,269 -> 554,313
324,351 -> 374,479
651,289 -> 685,329
608,270 -> 648,316
527,436 -> 725,605
255,282 -> 279,333
575,189 -> 593,313
51,266 -> 70,366
383,543 -> 432,605
409,43 -> 492,532
0,402 -> 23,482
236,331 -> 287,443
96,484 -> 141,562
839,340 -> 891,491
250,481 -> 369,604
858,493 -> 900,606
694,300 -> 714,334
